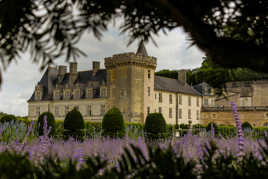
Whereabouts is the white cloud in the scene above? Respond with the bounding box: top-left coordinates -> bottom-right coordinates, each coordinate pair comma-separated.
0,26 -> 204,116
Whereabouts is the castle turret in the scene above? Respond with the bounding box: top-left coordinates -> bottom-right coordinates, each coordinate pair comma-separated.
105,42 -> 156,122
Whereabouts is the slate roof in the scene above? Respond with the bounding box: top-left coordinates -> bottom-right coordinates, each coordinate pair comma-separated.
136,41 -> 148,56
58,69 -> 106,85
193,82 -> 214,96
28,69 -> 106,102
154,75 -> 201,96
29,67 -> 201,102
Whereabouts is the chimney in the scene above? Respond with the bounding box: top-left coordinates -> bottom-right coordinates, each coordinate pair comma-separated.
58,65 -> 67,76
92,61 -> 100,76
178,69 -> 187,84
47,66 -> 58,97
58,65 -> 67,82
70,62 -> 77,74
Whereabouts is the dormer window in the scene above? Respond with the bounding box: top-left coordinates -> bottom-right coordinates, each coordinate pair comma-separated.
34,84 -> 43,100
64,90 -> 71,99
100,87 -> 107,97
73,89 -> 80,99
35,90 -> 42,100
53,90 -> 61,100
86,88 -> 93,98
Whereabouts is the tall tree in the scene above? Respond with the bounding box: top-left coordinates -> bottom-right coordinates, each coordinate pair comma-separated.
0,0 -> 267,85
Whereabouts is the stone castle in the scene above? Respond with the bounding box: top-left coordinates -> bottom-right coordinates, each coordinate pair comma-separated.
28,42 -> 203,125
28,42 -> 268,126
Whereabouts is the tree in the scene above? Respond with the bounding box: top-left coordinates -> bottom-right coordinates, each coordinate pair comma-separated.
0,0 -> 267,85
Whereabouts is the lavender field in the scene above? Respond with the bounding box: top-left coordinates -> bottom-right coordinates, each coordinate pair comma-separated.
0,103 -> 268,178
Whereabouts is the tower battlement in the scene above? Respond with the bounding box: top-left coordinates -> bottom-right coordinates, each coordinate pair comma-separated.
104,52 -> 157,69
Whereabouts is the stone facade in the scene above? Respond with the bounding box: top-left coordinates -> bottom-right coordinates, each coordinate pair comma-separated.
200,81 -> 268,126
28,42 -> 202,124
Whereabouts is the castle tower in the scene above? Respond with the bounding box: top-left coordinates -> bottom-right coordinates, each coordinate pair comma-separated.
104,42 -> 157,122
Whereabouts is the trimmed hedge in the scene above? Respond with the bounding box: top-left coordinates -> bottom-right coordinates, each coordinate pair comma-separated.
0,115 -> 17,124
144,113 -> 166,139
206,122 -> 218,136
37,112 -> 55,136
64,108 -> 85,140
102,108 -> 125,138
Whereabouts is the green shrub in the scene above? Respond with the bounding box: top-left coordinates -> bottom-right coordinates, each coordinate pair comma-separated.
179,123 -> 189,129
102,108 -> 125,138
144,113 -> 166,139
37,112 -> 55,136
242,122 -> 253,130
64,108 -> 85,140
206,122 -> 218,136
218,125 -> 236,137
0,115 -> 17,124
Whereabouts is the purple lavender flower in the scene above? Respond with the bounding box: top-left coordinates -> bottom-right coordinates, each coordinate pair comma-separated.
211,123 -> 215,138
230,101 -> 244,158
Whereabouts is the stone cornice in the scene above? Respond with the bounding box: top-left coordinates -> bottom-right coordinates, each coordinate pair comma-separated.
202,106 -> 268,112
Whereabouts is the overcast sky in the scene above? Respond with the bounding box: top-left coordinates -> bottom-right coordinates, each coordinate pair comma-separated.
0,24 -> 204,116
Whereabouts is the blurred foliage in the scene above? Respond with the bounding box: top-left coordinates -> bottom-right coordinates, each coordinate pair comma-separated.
2,139 -> 268,178
156,56 -> 268,92
0,0 -> 267,86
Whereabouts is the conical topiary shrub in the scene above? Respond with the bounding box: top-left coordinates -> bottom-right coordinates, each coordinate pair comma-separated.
64,108 -> 85,140
102,107 -> 125,138
0,115 -> 17,124
242,121 -> 253,130
37,112 -> 56,137
144,113 -> 166,140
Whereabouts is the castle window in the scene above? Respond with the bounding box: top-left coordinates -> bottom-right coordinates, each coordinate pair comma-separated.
87,88 -> 93,98
197,110 -> 200,120
88,105 -> 92,116
65,90 -> 70,99
53,90 -> 61,100
55,106 -> 59,116
65,105 -> 69,114
159,93 -> 162,103
74,89 -> 80,99
155,94 -> 157,99
93,89 -> 98,98
148,70 -> 151,79
101,105 -> 105,115
179,108 -> 182,119
188,109 -> 191,119
179,95 -> 182,105
169,108 -> 172,118
36,106 -> 40,116
101,88 -> 107,97
169,94 -> 172,104
188,96 -> 191,106
147,107 -> 150,116
197,97 -> 199,107
147,87 -> 150,96
204,99 -> 208,106
159,107 -> 162,113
